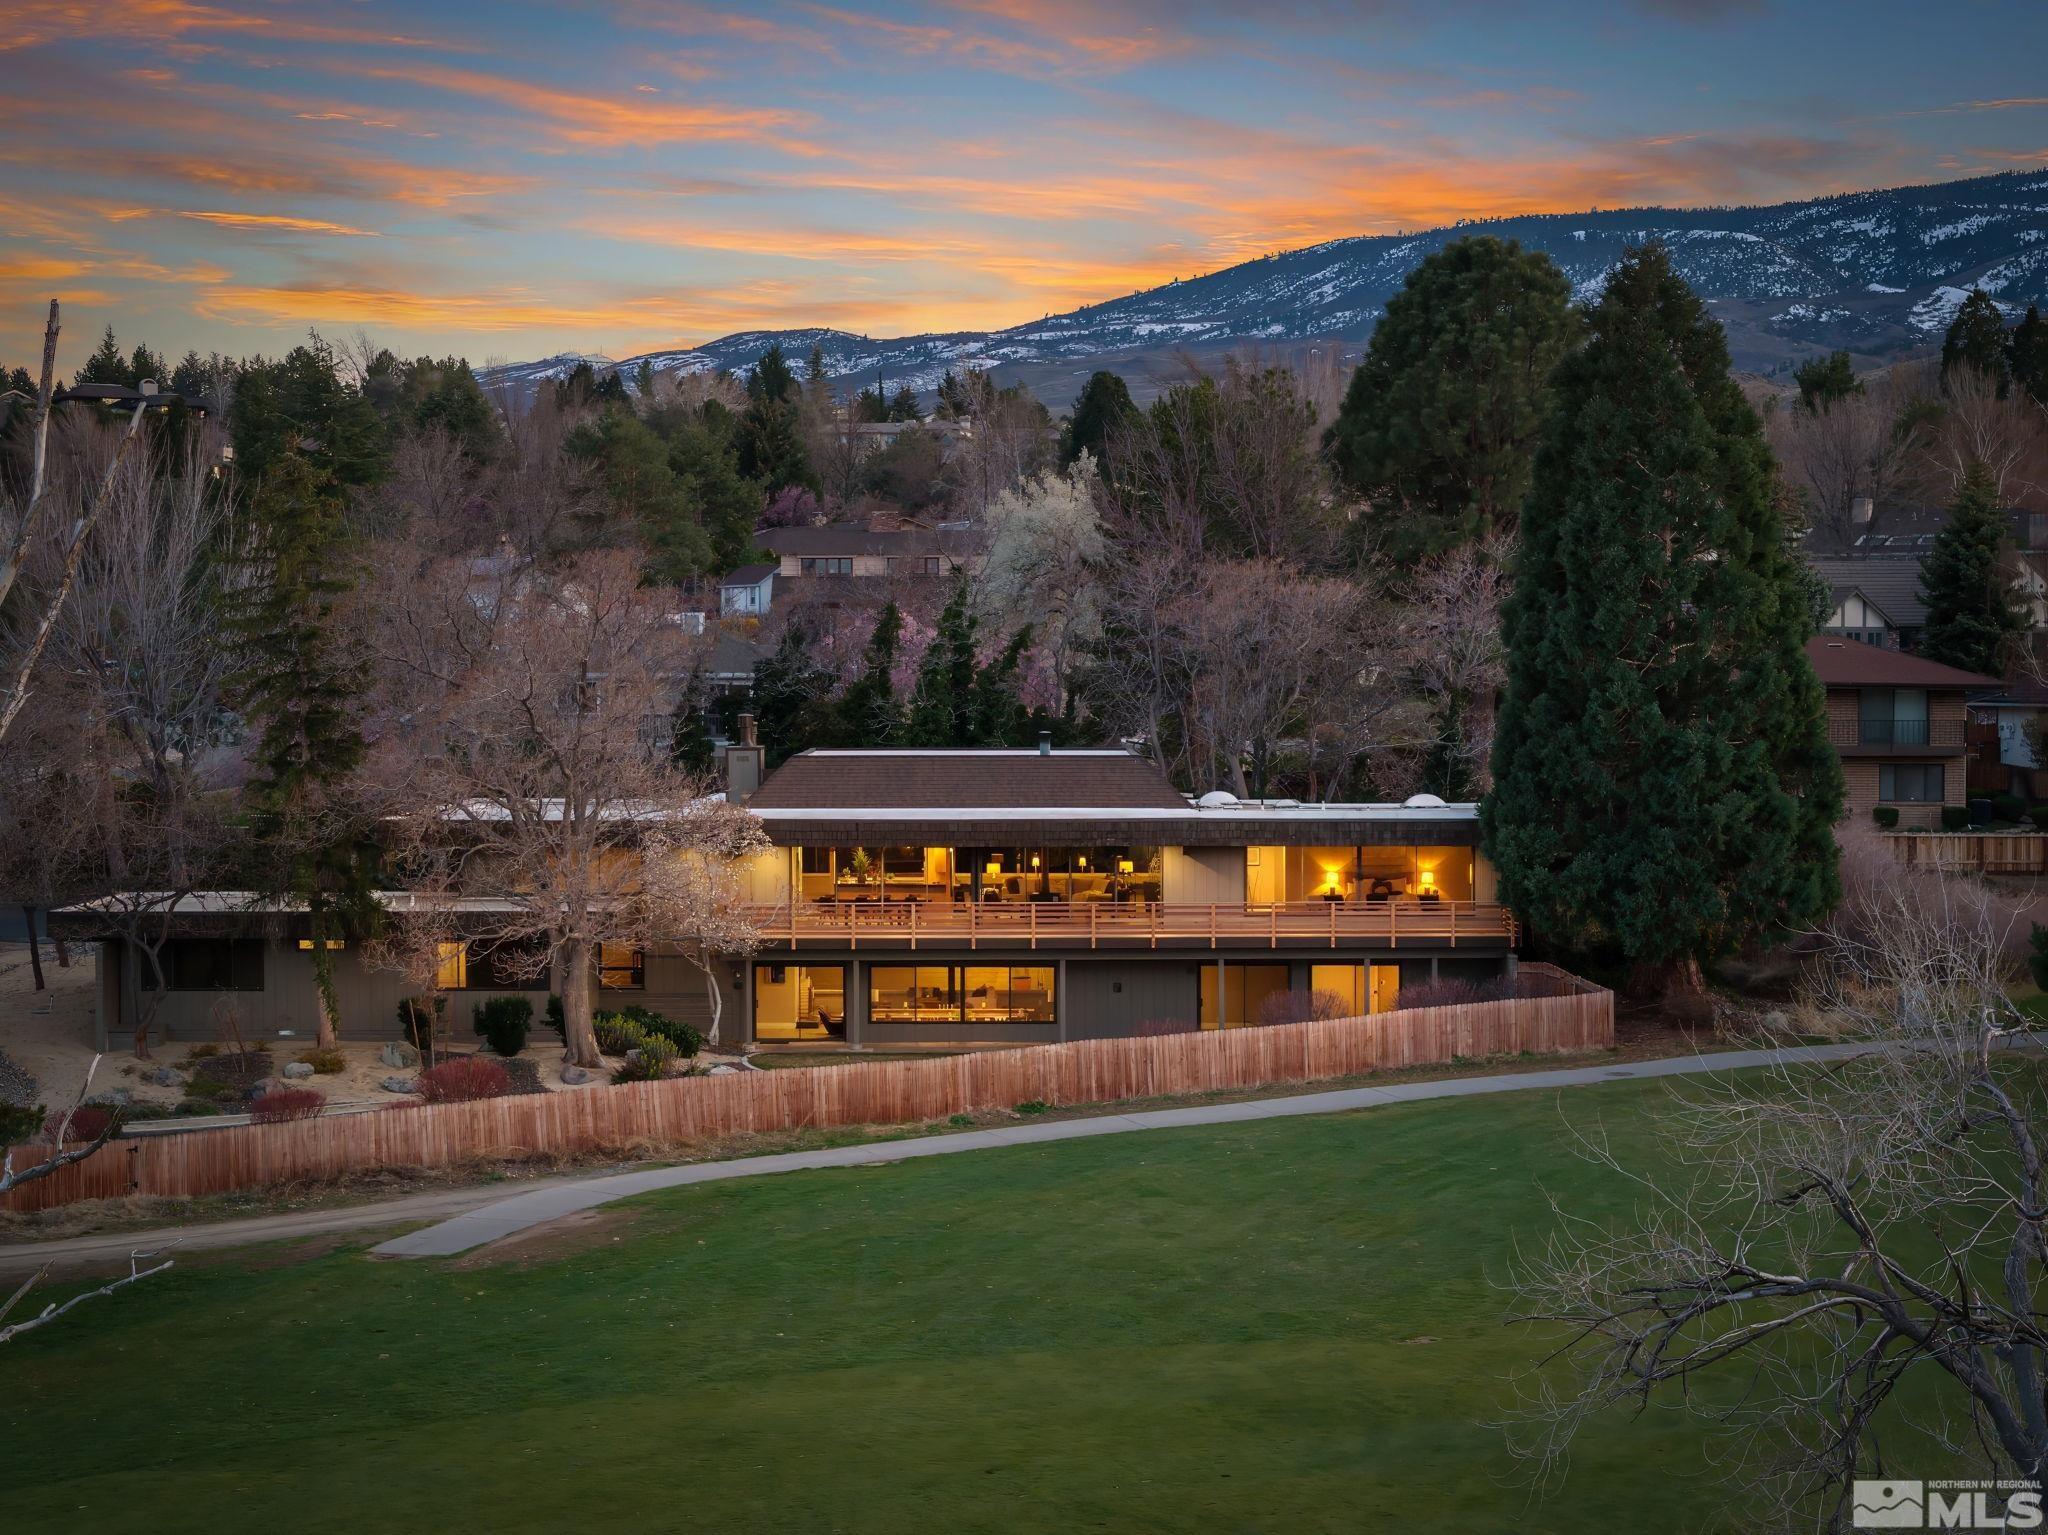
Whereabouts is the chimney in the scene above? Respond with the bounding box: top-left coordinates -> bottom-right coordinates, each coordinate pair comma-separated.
1038,730 -> 1052,757
725,711 -> 764,805
1851,496 -> 1874,527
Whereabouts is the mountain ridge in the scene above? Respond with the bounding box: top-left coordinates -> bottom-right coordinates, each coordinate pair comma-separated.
481,169 -> 2048,407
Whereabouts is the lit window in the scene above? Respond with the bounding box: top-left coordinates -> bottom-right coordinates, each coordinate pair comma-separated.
598,943 -> 645,990
435,941 -> 467,990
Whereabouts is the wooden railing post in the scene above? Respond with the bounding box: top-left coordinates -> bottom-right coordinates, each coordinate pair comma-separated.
1389,899 -> 1397,949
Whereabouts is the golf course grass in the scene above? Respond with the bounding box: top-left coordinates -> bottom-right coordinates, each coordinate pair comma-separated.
1,1080 -> 1786,1532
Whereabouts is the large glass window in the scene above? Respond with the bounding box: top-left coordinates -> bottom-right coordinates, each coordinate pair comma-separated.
598,943 -> 645,990
754,964 -> 846,1041
1310,963 -> 1366,1016
1198,963 -> 1288,1029
434,940 -> 549,991
1879,763 -> 1944,803
870,965 -> 1054,1025
957,848 -> 1159,903
164,939 -> 264,992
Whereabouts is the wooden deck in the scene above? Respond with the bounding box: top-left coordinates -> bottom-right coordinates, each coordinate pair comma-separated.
748,898 -> 1517,950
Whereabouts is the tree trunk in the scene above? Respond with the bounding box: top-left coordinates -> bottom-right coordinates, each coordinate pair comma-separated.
1627,955 -> 1707,1003
703,963 -> 723,1047
21,909 -> 44,991
561,938 -> 599,1067
309,901 -> 339,1049
54,930 -> 69,968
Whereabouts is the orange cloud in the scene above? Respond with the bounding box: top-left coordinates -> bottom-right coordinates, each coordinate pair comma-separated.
101,208 -> 380,236
1,0 -> 466,53
329,61 -> 822,153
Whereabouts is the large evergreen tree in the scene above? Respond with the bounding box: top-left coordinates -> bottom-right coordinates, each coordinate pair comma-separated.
1942,288 -> 2010,391
230,450 -> 378,1046
750,623 -> 833,767
74,325 -> 131,388
834,602 -> 906,746
1061,370 -> 1137,468
886,385 -> 921,422
1919,461 -> 2023,677
1325,236 -> 1577,562
1793,349 -> 1861,413
2010,304 -> 2048,407
1482,244 -> 1840,995
903,583 -> 1033,747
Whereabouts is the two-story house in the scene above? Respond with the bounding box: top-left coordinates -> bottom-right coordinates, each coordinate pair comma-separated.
1807,634 -> 1998,827
54,742 -> 1517,1052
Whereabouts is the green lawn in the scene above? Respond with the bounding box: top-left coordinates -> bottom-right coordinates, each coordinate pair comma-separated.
0,1083 -> 1811,1532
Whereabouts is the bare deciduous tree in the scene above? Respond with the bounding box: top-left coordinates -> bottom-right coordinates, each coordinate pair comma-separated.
1510,868 -> 2048,1526
1406,537 -> 1509,796
363,546 -> 767,1066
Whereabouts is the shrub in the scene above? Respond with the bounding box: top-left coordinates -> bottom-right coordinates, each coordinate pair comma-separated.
44,1104 -> 118,1143
297,1047 -> 346,1075
1133,1017 -> 1198,1036
609,1031 -> 679,1083
473,996 -> 533,1057
414,1056 -> 511,1103
601,1005 -> 702,1059
396,995 -> 446,1051
592,1012 -> 647,1056
0,1102 -> 45,1145
1256,988 -> 1355,1027
1941,804 -> 1970,831
182,1075 -> 244,1102
184,1042 -> 220,1060
174,1099 -> 225,1118
1994,792 -> 2026,823
545,994 -> 566,1042
2030,924 -> 2048,994
1393,977 -> 1510,1011
250,1088 -> 325,1124
2034,805 -> 2048,831
1871,805 -> 1900,829
1014,1100 -> 1050,1115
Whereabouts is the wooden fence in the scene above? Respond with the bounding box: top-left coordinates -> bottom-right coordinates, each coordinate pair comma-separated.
0,964 -> 1610,1213
1884,831 -> 2048,875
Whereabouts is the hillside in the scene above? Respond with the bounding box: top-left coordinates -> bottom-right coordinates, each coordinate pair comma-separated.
482,169 -> 2048,407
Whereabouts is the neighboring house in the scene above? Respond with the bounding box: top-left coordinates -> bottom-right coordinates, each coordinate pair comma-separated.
756,522 -> 983,583
1967,671 -> 2048,798
1807,635 -> 1998,827
718,563 -> 776,618
1810,557 -> 1929,651
53,743 -> 1517,1051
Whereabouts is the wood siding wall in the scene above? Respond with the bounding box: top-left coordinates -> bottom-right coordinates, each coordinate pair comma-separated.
2,967 -> 1610,1211
1883,831 -> 2048,873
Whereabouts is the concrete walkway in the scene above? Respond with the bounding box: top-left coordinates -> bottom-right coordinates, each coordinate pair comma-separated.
373,1041 -> 1869,1259
0,1041 -> 1869,1273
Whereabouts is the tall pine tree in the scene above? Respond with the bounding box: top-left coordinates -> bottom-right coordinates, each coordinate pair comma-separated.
834,602 -> 906,746
1482,244 -> 1840,995
1942,288 -> 2010,391
1325,236 -> 1577,562
2011,305 -> 2048,407
1919,461 -> 2023,677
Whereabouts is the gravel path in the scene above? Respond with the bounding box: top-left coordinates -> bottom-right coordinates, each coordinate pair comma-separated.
0,1047 -> 38,1108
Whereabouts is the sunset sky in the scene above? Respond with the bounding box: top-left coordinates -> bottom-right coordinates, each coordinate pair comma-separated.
2,0 -> 2044,372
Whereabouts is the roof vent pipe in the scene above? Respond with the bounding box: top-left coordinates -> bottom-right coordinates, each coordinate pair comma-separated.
1038,729 -> 1052,757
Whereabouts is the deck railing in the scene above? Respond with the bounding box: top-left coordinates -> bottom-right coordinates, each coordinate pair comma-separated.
748,898 -> 1517,950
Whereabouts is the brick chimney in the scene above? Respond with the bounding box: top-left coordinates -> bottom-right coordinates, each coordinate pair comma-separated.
725,712 -> 764,805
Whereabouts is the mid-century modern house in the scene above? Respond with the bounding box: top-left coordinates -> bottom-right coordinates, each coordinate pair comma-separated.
52,743 -> 1516,1053
1807,634 -> 1998,826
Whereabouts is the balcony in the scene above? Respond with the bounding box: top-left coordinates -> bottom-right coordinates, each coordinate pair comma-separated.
748,898 -> 1518,951
1829,717 -> 1965,754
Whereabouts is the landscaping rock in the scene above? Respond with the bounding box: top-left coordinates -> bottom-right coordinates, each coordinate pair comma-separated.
381,1075 -> 418,1094
708,1064 -> 739,1076
281,1061 -> 314,1079
379,1042 -> 419,1069
91,1088 -> 133,1107
559,1065 -> 593,1085
143,1065 -> 180,1087
245,1079 -> 276,1100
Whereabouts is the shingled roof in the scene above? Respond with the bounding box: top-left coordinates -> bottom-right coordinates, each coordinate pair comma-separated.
1808,555 -> 1931,629
745,749 -> 1190,811
1804,634 -> 1999,690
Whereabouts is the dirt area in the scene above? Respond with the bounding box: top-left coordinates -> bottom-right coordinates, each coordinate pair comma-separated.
0,940 -> 755,1115
449,1206 -> 646,1270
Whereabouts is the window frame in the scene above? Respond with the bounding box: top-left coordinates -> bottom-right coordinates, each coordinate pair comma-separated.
1878,762 -> 1944,803
162,938 -> 266,993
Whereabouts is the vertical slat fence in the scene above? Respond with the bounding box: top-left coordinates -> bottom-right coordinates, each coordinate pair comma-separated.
2,966 -> 1609,1211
